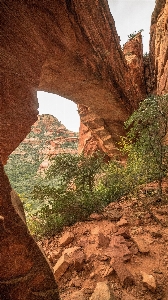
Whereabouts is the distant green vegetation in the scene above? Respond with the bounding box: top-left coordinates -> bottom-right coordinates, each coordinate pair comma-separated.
4,146 -> 42,201
5,96 -> 168,239
5,114 -> 78,199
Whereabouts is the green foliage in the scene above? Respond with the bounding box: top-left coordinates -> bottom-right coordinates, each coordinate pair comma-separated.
29,152 -> 105,238
123,94 -> 168,195
6,98 -> 168,239
4,152 -> 41,200
128,29 -> 144,40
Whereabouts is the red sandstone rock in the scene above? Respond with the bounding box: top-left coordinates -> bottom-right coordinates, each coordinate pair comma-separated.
1,0 -> 146,163
98,232 -> 110,248
53,254 -> 70,281
111,258 -> 135,287
1,1 -> 167,298
105,235 -> 132,262
123,32 -> 146,103
59,232 -> 74,247
131,235 -> 150,254
116,217 -> 128,227
89,281 -> 113,300
150,0 -> 168,95
0,162 -> 60,299
141,271 -> 156,291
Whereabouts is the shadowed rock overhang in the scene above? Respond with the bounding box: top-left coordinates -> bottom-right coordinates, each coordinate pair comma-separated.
1,0 -> 147,163
0,0 -> 167,299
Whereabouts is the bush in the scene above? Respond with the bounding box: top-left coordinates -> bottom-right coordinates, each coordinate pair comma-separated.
28,152 -> 105,238
124,94 -> 168,196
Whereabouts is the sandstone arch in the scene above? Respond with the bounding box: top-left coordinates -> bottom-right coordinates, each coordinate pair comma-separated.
0,0 -> 167,299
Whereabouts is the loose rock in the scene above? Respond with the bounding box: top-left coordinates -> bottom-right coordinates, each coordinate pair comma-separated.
89,281 -> 115,300
98,232 -> 110,248
131,236 -> 150,253
117,218 -> 128,227
53,254 -> 70,281
141,271 -> 156,291
70,290 -> 85,300
90,213 -> 103,220
59,232 -> 74,247
105,235 -> 131,261
111,258 -> 135,287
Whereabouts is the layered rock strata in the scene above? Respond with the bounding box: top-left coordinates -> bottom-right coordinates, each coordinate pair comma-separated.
150,0 -> 168,94
0,0 -> 167,299
0,162 -> 60,299
1,0 -> 146,164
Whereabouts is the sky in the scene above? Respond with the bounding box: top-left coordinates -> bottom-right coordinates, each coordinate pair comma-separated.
38,0 -> 155,132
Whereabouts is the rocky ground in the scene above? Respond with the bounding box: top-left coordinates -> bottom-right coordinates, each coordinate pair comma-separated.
39,191 -> 168,300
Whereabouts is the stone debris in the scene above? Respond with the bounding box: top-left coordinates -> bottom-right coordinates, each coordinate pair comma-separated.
89,281 -> 115,300
105,235 -> 132,261
131,235 -> 150,253
102,266 -> 114,278
54,247 -> 85,280
48,249 -> 62,264
89,213 -> 103,220
104,209 -> 123,221
43,196 -> 168,299
141,271 -> 156,291
111,258 -> 134,287
69,290 -> 85,300
59,232 -> 74,247
53,254 -> 70,281
98,232 -> 110,248
116,217 -> 128,227
116,227 -> 131,239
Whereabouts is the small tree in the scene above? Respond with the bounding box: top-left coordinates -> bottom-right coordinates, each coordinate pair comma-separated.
30,152 -> 104,237
124,94 -> 168,196
128,29 -> 144,40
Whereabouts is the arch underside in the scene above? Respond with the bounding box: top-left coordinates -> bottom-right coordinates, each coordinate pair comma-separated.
0,0 -> 167,299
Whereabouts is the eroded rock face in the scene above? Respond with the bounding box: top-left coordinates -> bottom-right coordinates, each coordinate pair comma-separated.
0,0 -> 167,299
150,0 -> 168,94
123,33 -> 146,100
1,0 -> 146,164
0,162 -> 60,299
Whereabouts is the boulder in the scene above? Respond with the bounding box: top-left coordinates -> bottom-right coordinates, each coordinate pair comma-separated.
53,254 -> 70,281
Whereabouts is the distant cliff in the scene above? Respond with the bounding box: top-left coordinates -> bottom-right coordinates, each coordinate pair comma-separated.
5,114 -> 78,196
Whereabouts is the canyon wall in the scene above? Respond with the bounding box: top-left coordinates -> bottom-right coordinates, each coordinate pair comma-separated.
0,0 -> 167,299
150,0 -> 168,95
1,0 -> 147,164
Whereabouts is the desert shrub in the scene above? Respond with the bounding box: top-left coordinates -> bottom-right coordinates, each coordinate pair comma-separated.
28,152 -> 105,238
124,94 -> 168,196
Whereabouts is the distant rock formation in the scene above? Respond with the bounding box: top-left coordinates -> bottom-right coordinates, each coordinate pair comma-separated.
5,114 -> 78,194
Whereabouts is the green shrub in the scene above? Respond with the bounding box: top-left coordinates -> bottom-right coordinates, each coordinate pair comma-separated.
28,152 -> 105,238
124,94 -> 168,196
